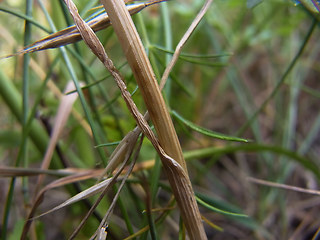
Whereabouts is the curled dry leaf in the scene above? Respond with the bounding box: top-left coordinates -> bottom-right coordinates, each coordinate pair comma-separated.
3,0 -> 166,58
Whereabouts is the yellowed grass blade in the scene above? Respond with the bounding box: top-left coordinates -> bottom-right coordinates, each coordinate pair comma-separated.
100,0 -> 187,172
3,0 -> 166,58
97,0 -> 214,182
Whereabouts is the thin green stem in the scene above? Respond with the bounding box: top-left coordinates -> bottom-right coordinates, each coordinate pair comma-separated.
160,2 -> 173,102
21,0 -> 33,205
0,6 -> 50,33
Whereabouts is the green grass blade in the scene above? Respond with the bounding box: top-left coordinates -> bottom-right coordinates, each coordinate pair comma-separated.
184,144 -> 320,179
171,110 -> 250,142
152,45 -> 231,59
0,6 -> 50,33
196,196 -> 248,218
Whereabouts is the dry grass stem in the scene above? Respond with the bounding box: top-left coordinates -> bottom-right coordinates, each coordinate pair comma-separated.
92,136 -> 143,240
248,177 -> 320,196
100,0 -> 187,172
97,0 -> 207,238
31,0 -> 210,237
67,130 -> 139,240
98,0 -> 214,179
160,0 -> 213,89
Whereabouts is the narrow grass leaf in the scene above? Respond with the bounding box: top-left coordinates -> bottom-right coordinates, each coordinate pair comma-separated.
184,144 -> 320,179
172,110 -> 250,142
0,166 -> 83,177
297,0 -> 320,14
0,6 -> 49,32
201,215 -> 223,232
153,45 -> 232,59
176,57 -> 226,67
33,177 -> 113,220
196,196 -> 248,218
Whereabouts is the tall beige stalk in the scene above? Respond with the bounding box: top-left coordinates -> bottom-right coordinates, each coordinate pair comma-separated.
99,0 -> 187,172
99,0 -> 206,238
61,0 -> 207,237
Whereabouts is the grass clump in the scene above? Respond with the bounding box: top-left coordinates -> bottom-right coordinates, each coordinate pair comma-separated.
0,0 -> 320,239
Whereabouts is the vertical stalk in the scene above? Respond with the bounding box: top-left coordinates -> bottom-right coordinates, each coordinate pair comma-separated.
21,0 -> 33,203
100,0 -> 187,172
98,0 -> 206,238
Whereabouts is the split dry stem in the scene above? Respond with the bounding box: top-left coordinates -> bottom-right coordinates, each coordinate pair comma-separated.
62,0 -> 208,238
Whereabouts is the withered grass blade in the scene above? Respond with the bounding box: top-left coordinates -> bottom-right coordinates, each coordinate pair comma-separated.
32,177 -> 113,220
50,0 -> 209,238
91,136 -> 143,240
3,0 -> 166,58
99,0 -> 209,238
0,166 -> 88,177
20,170 -> 102,240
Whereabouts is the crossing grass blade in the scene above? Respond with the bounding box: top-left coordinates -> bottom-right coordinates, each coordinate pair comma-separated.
172,110 -> 250,142
2,0 -> 167,58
